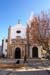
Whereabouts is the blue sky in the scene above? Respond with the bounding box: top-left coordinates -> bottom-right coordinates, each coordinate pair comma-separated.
0,0 -> 50,45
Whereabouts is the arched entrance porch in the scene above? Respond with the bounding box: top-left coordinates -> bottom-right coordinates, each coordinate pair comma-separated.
32,47 -> 38,58
15,47 -> 21,59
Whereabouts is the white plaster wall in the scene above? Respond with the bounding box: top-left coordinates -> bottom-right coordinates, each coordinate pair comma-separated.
38,46 -> 42,58
10,24 -> 26,40
3,39 -> 7,56
30,46 -> 32,58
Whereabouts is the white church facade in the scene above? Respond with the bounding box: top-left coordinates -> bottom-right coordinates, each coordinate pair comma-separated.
2,19 -> 43,59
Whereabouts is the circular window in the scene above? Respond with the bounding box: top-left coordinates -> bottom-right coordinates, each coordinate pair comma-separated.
16,30 -> 21,33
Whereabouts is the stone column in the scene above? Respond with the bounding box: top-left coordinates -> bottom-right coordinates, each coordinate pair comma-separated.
38,46 -> 42,58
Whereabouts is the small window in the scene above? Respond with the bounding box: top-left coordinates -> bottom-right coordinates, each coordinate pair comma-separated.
6,39 -> 8,42
16,30 -> 21,33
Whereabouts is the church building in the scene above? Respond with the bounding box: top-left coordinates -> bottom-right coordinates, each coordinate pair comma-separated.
2,19 -> 42,59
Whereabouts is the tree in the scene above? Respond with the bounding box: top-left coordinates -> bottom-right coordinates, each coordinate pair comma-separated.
26,24 -> 30,57
37,11 -> 50,54
27,16 -> 39,45
27,11 -> 50,57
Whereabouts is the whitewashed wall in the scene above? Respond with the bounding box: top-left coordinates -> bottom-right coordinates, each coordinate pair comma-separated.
3,39 -> 7,57
10,24 -> 26,40
38,46 -> 42,58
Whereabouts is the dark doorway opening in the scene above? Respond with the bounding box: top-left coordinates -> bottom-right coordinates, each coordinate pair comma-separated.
32,47 -> 38,58
15,47 -> 21,59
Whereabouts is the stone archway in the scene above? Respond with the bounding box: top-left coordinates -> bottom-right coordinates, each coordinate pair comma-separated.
32,47 -> 38,58
15,47 -> 21,59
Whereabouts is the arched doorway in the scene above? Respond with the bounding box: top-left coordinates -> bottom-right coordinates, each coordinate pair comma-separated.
15,47 -> 21,59
32,47 -> 38,58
